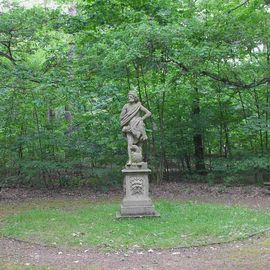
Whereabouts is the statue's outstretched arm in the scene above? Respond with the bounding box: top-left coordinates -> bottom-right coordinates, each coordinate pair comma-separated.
140,104 -> 151,121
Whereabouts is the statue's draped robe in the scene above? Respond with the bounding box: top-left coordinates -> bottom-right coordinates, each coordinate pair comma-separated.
120,102 -> 147,143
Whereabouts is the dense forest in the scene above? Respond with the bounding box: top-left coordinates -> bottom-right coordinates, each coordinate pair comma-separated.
0,0 -> 269,189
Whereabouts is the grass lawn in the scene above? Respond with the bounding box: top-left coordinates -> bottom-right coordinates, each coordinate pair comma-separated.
1,199 -> 269,250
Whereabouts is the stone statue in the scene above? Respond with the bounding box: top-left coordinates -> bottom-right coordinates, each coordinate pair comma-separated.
117,90 -> 159,218
120,91 -> 151,165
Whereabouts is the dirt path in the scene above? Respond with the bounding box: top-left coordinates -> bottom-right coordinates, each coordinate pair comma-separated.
1,183 -> 270,270
1,232 -> 270,270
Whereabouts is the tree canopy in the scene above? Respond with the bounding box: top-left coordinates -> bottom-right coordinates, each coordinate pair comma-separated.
0,0 -> 269,188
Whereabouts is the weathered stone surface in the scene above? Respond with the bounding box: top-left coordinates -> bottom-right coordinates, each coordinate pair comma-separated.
117,90 -> 159,218
116,164 -> 159,218
120,90 -> 151,166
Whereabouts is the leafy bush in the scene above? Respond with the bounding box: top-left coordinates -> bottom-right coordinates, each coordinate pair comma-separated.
208,155 -> 270,185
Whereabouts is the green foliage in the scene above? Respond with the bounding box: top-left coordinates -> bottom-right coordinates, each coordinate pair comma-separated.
0,0 -> 270,187
207,155 -> 270,185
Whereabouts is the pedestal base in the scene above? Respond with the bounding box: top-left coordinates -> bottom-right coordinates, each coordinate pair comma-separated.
116,211 -> 160,219
116,163 -> 160,219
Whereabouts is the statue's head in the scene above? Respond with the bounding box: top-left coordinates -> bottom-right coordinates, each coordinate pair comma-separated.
128,89 -> 139,103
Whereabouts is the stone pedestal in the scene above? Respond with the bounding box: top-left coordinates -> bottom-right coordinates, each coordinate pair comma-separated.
116,163 -> 160,218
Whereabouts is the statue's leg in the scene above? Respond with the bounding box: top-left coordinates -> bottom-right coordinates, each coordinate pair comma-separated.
137,142 -> 143,154
127,133 -> 133,165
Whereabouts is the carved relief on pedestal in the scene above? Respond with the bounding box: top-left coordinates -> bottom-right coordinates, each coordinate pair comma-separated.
130,178 -> 144,196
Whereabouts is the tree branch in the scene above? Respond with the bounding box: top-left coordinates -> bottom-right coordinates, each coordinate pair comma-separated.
0,50 -> 15,62
165,57 -> 270,89
228,0 -> 249,14
0,30 -> 16,64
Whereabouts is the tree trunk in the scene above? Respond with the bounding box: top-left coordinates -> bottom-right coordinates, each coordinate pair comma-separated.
192,88 -> 206,174
265,43 -> 270,150
253,88 -> 264,154
266,85 -> 269,151
237,90 -> 254,150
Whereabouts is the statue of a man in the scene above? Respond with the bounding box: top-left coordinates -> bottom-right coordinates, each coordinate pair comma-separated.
120,91 -> 151,165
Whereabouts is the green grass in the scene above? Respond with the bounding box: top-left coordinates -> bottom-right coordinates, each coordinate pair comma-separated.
1,199 -> 269,250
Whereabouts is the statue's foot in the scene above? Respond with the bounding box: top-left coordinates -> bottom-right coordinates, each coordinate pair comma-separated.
127,161 -> 132,166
